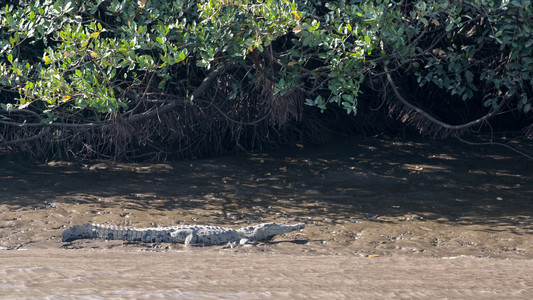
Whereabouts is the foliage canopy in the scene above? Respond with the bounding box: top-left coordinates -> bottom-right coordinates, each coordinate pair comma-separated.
1,0 -> 532,159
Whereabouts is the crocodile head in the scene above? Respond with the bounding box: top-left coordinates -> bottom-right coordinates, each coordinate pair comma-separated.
239,222 -> 305,241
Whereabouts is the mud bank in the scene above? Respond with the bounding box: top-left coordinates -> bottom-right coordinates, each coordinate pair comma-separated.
1,135 -> 532,298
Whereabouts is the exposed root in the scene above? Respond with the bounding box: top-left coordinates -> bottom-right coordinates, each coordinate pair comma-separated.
0,63 -> 327,161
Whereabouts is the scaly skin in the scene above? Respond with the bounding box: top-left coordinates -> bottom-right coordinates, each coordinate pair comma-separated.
62,223 -> 305,245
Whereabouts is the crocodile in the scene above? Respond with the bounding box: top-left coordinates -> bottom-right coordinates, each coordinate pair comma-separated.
62,222 -> 305,245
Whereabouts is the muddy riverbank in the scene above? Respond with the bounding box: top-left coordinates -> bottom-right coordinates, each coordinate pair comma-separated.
1,135 -> 532,298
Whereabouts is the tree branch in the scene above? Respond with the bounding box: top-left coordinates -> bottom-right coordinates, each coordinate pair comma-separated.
124,63 -> 232,124
2,64 -> 233,127
384,65 -> 501,131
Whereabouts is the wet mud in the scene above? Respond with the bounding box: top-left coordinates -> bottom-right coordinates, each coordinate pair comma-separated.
1,135 -> 532,298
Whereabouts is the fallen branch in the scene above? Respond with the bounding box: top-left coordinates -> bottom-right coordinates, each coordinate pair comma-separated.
457,136 -> 533,160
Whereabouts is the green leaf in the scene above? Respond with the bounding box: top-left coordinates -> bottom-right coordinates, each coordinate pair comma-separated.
465,70 -> 474,83
445,22 -> 454,32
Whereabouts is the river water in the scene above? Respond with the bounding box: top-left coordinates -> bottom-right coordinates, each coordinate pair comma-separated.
1,136 -> 532,298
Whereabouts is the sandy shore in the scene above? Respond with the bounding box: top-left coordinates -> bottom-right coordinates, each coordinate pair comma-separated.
2,249 -> 533,299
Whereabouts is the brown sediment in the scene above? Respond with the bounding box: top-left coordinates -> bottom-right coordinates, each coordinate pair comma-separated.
0,135 -> 532,296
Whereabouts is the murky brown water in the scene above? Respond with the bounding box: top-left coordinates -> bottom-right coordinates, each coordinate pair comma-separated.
1,136 -> 532,298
